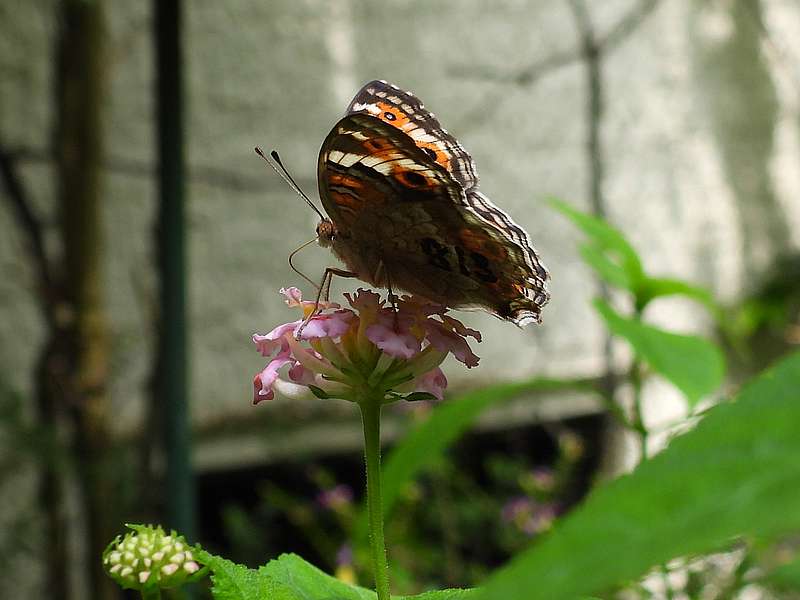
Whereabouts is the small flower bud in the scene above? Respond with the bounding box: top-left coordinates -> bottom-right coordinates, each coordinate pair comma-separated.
184,561 -> 200,574
103,525 -> 205,591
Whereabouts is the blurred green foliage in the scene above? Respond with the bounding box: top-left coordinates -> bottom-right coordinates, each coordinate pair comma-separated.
479,350 -> 800,600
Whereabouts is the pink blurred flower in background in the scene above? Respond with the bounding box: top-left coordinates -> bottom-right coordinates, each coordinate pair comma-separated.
501,497 -> 558,536
316,484 -> 354,511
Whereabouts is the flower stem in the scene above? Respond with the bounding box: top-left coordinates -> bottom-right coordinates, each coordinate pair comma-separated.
630,357 -> 648,461
358,394 -> 391,600
630,307 -> 648,461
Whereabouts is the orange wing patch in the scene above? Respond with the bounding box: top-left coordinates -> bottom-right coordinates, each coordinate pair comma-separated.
326,170 -> 386,214
417,141 -> 451,171
328,172 -> 365,191
391,166 -> 433,189
458,228 -> 508,261
362,136 -> 396,154
374,100 -> 413,128
372,101 -> 452,172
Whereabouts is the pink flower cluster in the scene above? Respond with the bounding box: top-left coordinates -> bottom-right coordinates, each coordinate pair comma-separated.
501,497 -> 558,536
252,288 -> 481,405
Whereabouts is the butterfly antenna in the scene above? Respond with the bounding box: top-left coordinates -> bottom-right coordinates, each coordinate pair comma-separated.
288,236 -> 322,290
254,146 -> 326,221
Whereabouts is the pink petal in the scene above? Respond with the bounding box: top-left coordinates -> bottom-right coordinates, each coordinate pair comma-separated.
441,314 -> 482,342
253,321 -> 300,357
288,361 -> 316,385
424,321 -> 480,368
396,295 -> 445,319
281,287 -> 339,310
415,367 -> 447,400
298,310 -> 354,340
252,378 -> 274,403
366,321 -> 421,359
253,354 -> 293,404
280,287 -> 304,307
345,288 -> 383,313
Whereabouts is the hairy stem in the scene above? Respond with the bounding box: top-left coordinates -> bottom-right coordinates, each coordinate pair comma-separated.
358,395 -> 390,600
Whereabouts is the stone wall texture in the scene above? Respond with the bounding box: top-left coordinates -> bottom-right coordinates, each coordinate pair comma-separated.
3,0 -> 800,432
3,0 -> 800,429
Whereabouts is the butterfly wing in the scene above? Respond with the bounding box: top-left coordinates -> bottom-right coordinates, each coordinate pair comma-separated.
318,112 -> 549,325
346,80 -> 480,193
317,112 -> 465,231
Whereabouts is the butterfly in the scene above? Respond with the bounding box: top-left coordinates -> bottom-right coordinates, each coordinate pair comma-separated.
291,80 -> 550,326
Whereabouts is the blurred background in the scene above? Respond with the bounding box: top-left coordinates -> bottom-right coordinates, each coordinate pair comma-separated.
1,0 -> 799,598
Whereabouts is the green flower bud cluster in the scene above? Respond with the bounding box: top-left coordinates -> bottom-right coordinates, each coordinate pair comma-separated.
103,525 -> 202,590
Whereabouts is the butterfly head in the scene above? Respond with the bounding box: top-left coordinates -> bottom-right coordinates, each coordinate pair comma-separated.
316,218 -> 336,248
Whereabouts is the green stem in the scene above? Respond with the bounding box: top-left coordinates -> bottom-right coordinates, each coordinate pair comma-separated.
630,307 -> 648,462
140,585 -> 162,600
630,357 -> 648,461
359,395 -> 391,600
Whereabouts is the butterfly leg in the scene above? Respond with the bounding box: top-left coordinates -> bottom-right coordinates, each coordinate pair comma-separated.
388,287 -> 399,330
295,267 -> 357,339
320,267 -> 357,302
381,263 -> 400,329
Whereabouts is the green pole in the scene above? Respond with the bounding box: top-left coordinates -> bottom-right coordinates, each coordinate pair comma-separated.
154,0 -> 195,541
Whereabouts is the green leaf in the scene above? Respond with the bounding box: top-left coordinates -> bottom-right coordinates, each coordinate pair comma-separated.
400,589 -> 479,599
200,550 -> 483,600
354,378 -> 595,543
198,551 -> 279,600
199,550 -> 377,600
594,299 -> 725,406
638,277 -> 719,316
549,198 -> 645,292
199,549 -> 482,599
578,244 -> 633,290
477,351 -> 800,600
307,385 -> 331,400
550,199 -> 718,316
260,553 -> 376,599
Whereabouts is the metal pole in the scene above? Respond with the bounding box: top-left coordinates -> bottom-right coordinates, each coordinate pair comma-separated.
154,0 -> 195,541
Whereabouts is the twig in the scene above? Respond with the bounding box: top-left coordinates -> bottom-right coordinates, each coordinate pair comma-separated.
451,0 -> 663,134
8,143 -> 301,193
0,140 -> 70,598
455,0 -> 662,87
567,0 -> 606,220
739,0 -> 800,106
0,141 -> 56,319
599,0 -> 662,53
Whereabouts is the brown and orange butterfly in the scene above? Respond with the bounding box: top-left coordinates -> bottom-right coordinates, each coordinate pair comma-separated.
266,80 -> 550,326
